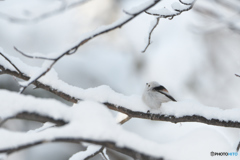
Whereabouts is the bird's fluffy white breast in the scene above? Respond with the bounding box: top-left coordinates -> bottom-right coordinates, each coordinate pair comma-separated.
142,89 -> 171,109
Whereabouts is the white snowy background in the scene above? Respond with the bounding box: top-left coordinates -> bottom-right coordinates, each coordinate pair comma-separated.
0,0 -> 240,160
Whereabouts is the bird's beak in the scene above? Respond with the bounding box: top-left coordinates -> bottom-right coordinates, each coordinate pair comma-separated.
146,83 -> 148,85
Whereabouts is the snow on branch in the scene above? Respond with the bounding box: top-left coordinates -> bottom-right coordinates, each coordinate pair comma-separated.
0,0 -> 90,23
69,145 -> 103,160
13,0 -> 161,93
0,91 -> 164,160
142,0 -> 196,52
1,53 -> 240,129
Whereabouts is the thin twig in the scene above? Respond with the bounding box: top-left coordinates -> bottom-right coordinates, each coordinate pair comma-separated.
0,52 -> 23,75
84,147 -> 104,160
100,151 -> 109,160
14,47 -> 57,60
19,53 -> 64,94
143,0 -> 195,52
14,0 -> 161,93
142,17 -> 160,53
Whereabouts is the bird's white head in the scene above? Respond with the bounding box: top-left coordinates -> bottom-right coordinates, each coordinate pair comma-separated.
145,81 -> 168,93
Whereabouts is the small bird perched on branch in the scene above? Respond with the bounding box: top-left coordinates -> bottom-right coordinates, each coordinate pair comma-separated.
142,81 -> 176,109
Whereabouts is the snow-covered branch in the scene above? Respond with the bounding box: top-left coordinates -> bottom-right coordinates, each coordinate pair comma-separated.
1,53 -> 240,129
0,91 -> 165,160
1,137 -> 163,160
142,0 -> 195,52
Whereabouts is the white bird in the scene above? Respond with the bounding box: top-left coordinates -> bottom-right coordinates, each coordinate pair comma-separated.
142,81 -> 176,109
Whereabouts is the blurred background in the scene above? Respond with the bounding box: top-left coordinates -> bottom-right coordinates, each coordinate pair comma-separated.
1,0 -> 240,159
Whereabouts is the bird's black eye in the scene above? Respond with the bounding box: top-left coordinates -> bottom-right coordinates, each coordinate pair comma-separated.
146,83 -> 148,85
148,84 -> 150,87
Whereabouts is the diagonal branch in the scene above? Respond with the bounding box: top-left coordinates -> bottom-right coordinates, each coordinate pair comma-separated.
0,52 -> 23,75
84,147 -> 104,160
0,64 -> 78,103
14,0 -> 161,93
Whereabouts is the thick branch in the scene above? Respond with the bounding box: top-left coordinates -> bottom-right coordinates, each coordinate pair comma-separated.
0,138 -> 163,160
0,64 -> 77,103
104,102 -> 240,128
1,65 -> 240,129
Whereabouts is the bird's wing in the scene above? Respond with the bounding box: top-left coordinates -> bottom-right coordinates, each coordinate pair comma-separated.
153,86 -> 177,102
159,91 -> 177,102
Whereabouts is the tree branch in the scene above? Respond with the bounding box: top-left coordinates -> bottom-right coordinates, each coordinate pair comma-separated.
84,147 -> 104,160
0,138 -> 163,160
0,52 -> 23,75
105,102 -> 240,128
142,17 -> 160,53
142,0 -> 195,52
1,62 -> 240,129
145,0 -> 195,18
14,0 -> 161,93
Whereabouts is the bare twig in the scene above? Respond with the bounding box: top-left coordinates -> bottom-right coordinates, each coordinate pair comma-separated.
142,17 -> 160,53
0,52 -> 23,75
14,47 -> 57,60
18,55 -> 63,94
119,116 -> 132,125
14,0 -> 161,93
143,0 -> 195,52
100,149 -> 109,160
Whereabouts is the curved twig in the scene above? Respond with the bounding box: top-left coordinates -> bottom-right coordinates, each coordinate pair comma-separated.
14,47 -> 57,60
143,0 -> 195,52
142,17 -> 160,53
